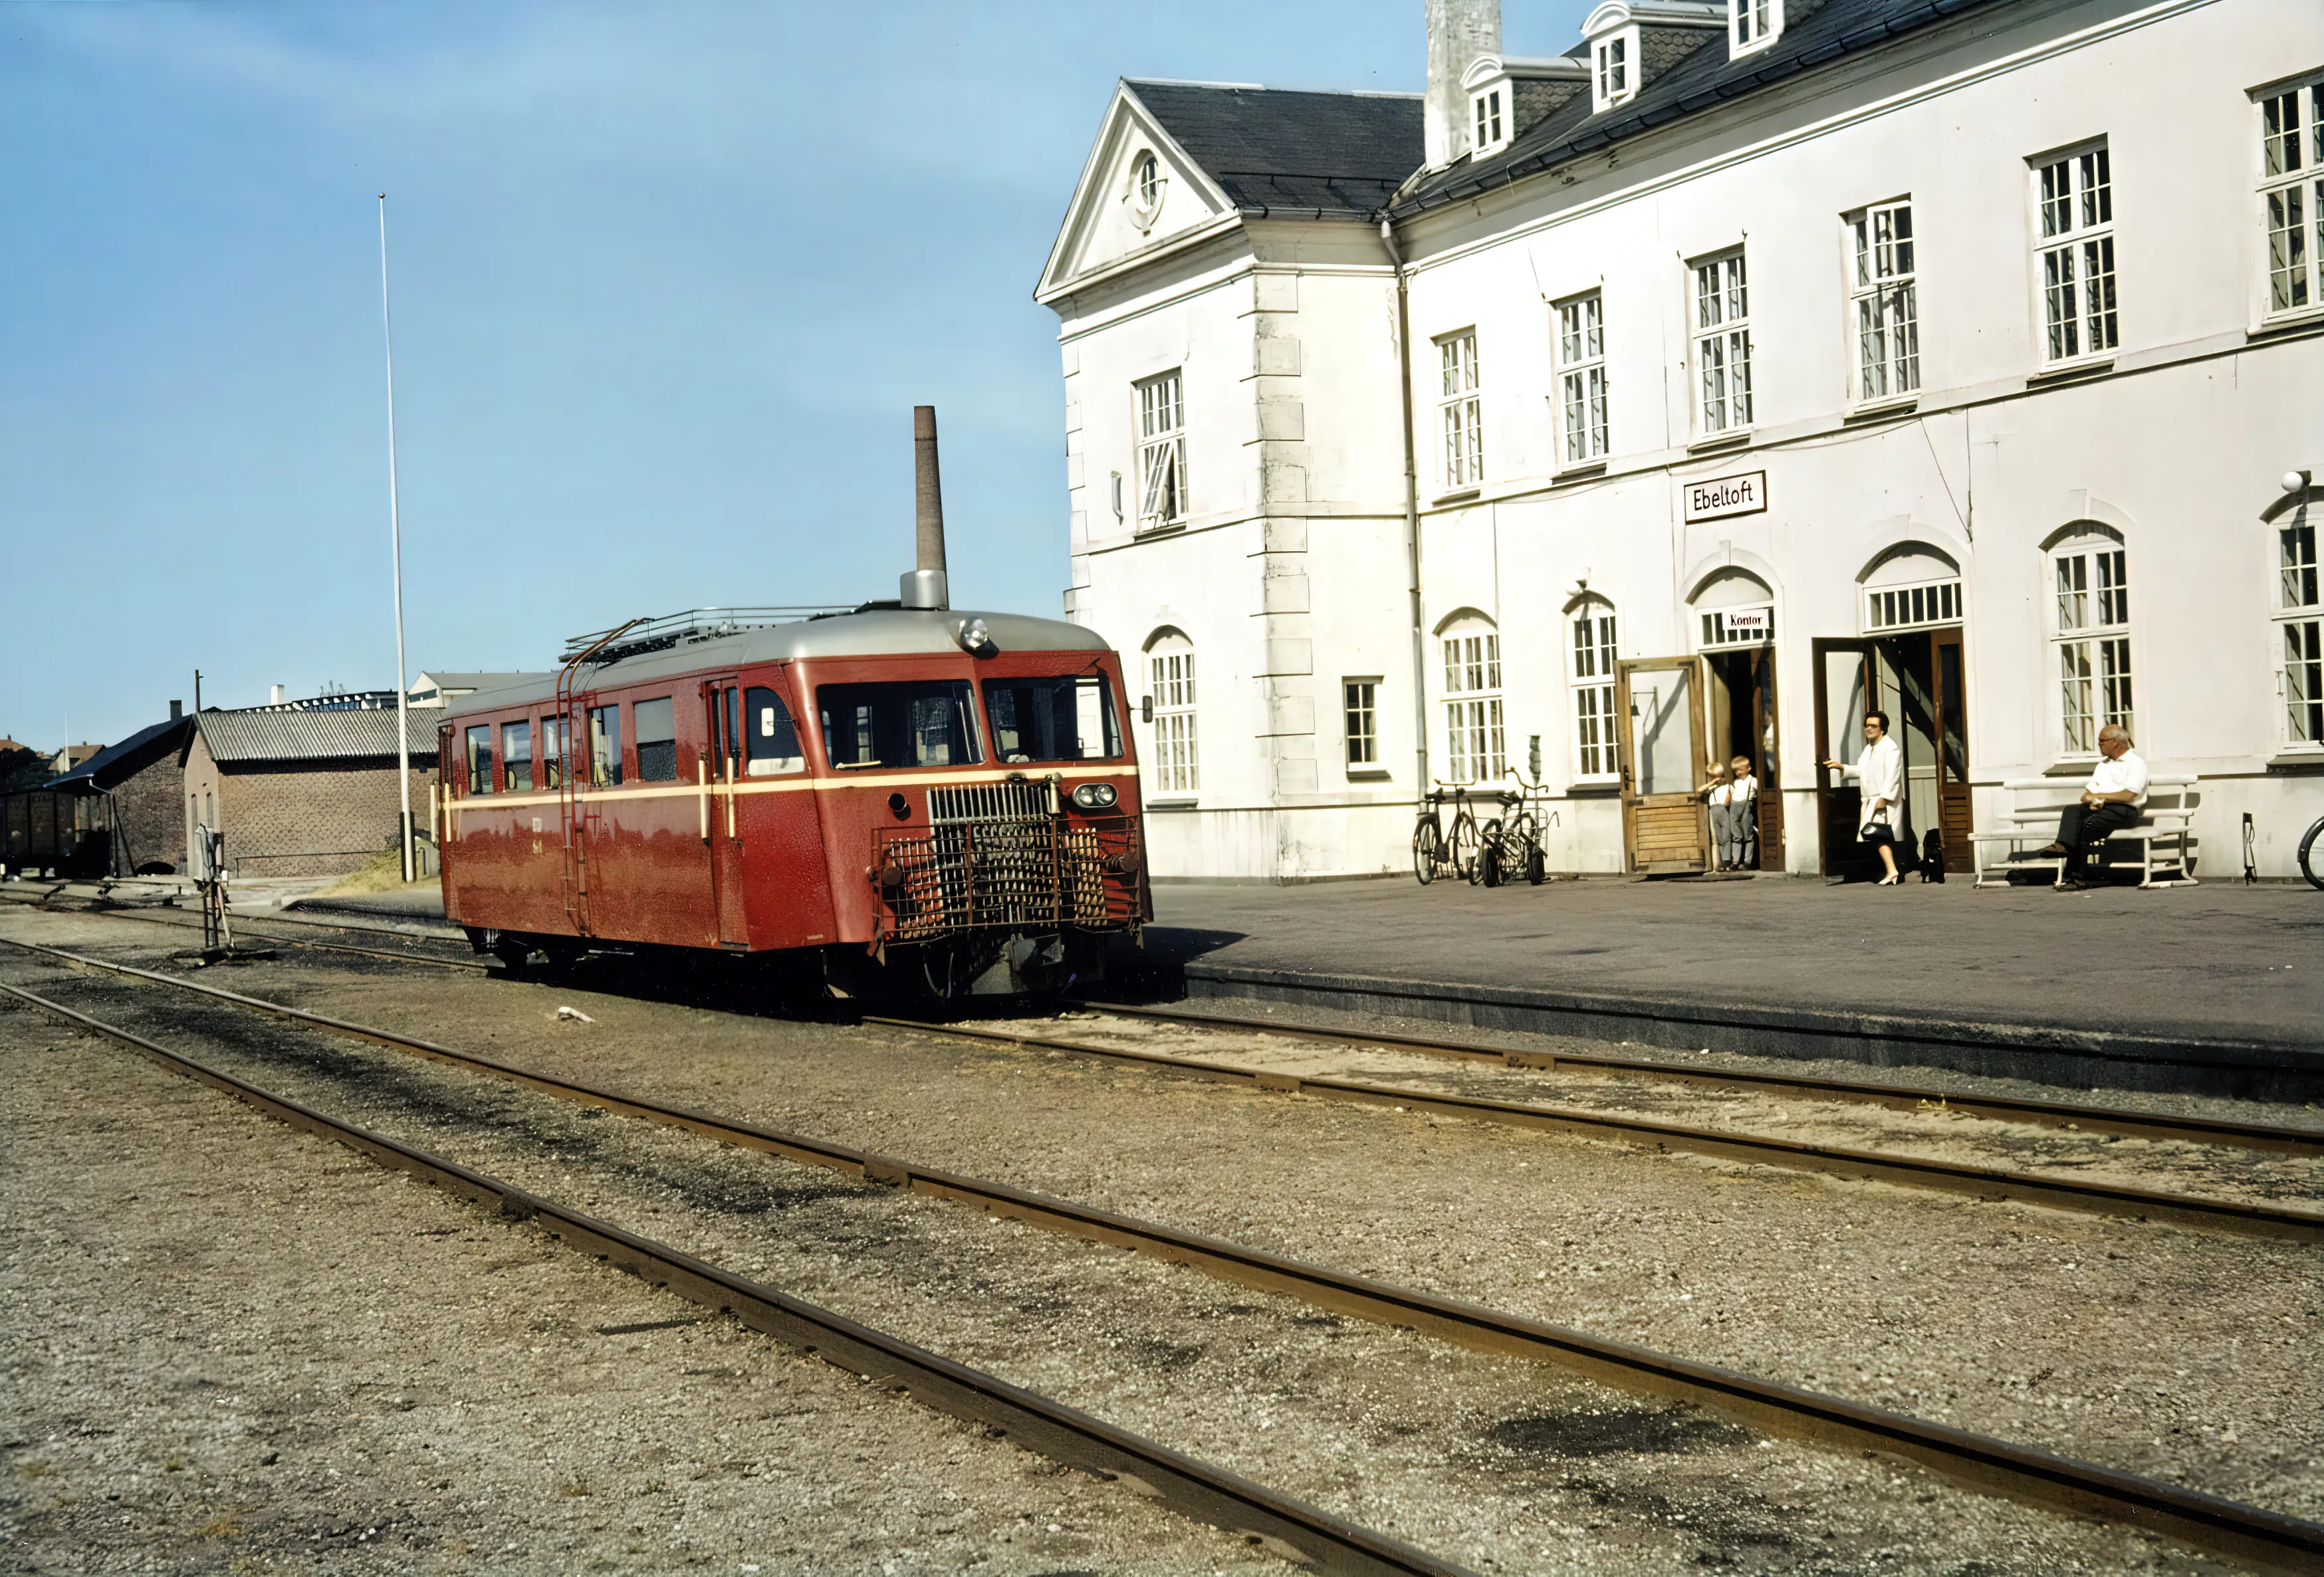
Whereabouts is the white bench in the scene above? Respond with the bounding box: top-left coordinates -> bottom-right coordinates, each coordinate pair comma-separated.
1969,775 -> 2198,890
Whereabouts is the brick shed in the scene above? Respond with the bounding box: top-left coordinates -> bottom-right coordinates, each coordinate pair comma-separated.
182,704 -> 439,879
42,712 -> 195,874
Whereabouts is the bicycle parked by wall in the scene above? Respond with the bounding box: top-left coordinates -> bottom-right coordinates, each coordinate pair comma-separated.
1413,783 -> 1482,885
2302,812 -> 2324,890
1476,773 -> 1555,888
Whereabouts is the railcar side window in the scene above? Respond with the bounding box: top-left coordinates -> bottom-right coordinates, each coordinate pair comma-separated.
743,687 -> 804,777
503,721 -> 532,792
816,681 -> 983,770
540,716 -> 566,789
464,725 -> 494,795
983,675 -> 1122,763
633,697 -> 678,782
587,705 -> 622,786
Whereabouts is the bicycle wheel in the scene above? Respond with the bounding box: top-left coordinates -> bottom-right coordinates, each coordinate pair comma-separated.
1476,819 -> 1503,886
2301,814 -> 2324,891
1413,820 -> 1439,885
1506,812 -> 1542,885
1451,812 -> 1480,884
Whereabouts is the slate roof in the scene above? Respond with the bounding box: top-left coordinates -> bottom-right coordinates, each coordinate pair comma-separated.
1393,0 -> 2002,216
1127,81 -> 1423,219
191,707 -> 439,767
45,717 -> 191,794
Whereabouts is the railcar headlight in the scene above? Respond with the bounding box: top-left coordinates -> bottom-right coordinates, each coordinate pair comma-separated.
1070,781 -> 1117,810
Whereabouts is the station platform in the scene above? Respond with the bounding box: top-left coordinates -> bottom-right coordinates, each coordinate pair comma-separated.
1127,874 -> 2324,1102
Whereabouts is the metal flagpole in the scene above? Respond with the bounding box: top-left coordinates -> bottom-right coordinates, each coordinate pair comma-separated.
379,193 -> 416,883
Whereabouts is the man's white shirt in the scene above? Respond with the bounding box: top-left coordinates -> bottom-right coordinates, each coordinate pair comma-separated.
2085,749 -> 2150,806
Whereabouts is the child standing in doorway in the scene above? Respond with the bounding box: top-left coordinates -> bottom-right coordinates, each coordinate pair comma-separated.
1724,755 -> 1759,871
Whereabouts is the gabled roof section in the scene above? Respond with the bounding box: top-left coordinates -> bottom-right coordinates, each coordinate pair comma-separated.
1128,81 -> 1422,219
45,716 -> 191,793
1036,79 -> 1422,304
1392,0 -> 2000,217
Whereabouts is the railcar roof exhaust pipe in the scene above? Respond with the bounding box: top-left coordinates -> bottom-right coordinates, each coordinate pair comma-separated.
901,404 -> 951,610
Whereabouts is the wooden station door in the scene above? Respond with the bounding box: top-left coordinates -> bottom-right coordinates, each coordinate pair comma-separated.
1814,633 -> 1973,878
1615,656 -> 1710,873
1812,639 -> 1880,880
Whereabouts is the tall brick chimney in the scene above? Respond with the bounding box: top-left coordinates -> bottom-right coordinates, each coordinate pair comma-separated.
1426,0 -> 1502,170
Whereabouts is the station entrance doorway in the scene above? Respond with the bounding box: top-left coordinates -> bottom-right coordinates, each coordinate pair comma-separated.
1613,587 -> 1784,874
1813,622 -> 1970,879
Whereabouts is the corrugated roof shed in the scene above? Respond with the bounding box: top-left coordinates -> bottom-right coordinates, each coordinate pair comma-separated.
1128,81 -> 1423,219
191,708 -> 438,766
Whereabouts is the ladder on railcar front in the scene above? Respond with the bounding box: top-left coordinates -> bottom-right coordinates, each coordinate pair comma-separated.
553,619 -> 640,937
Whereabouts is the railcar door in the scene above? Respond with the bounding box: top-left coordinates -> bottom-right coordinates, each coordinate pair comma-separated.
1615,656 -> 1710,873
726,666 -> 836,952
705,676 -> 749,947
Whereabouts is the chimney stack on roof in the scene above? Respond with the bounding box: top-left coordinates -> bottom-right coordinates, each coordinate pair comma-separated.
270,684 -> 286,705
170,699 -> 182,721
1425,0 -> 1501,170
901,404 -> 951,610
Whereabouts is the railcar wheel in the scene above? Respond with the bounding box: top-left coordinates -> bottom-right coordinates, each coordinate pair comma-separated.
491,935 -> 534,973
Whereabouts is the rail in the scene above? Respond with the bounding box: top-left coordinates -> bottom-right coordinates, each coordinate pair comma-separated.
3,935 -> 2321,1570
0,977 -> 1465,1577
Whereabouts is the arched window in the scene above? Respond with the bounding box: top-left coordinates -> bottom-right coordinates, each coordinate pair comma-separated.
1568,598 -> 1619,782
1145,632 -> 1199,794
2278,489 -> 2321,748
1439,613 -> 1506,785
2049,529 -> 2132,754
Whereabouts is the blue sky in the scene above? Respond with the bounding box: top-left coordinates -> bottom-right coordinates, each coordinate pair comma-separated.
1,0 -> 1590,750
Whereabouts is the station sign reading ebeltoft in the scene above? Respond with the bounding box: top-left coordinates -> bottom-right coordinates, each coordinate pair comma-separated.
1681,469 -> 1768,523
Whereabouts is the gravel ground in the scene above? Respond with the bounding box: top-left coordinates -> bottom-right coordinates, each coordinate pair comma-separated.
0,999 -> 1297,1577
3,908 -> 2317,1574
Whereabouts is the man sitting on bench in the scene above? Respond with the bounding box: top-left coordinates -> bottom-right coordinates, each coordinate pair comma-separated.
2033,723 -> 2148,891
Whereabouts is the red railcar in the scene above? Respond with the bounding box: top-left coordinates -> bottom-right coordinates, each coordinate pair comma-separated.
435,604 -> 1148,998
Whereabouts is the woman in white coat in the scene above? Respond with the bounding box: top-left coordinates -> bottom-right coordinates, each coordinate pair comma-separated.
1822,709 -> 1907,885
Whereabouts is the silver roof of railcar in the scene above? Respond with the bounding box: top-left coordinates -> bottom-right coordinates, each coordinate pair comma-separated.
445,607 -> 1114,719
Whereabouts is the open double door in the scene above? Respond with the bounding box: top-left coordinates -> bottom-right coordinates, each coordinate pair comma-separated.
1613,647 -> 1781,874
1811,630 -> 1971,878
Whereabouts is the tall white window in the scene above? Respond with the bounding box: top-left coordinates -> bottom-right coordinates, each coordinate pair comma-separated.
1438,330 -> 1482,488
2052,539 -> 2133,754
1693,252 -> 1752,434
1731,0 -> 1780,53
2281,499 -> 2322,747
1472,88 -> 1504,154
2259,78 -> 2324,316
1442,625 -> 1506,785
1147,638 -> 1199,793
1849,199 -> 1920,402
1135,371 -> 1185,531
1556,294 -> 1608,465
1569,600 -> 1619,782
1592,29 -> 1635,113
2034,146 -> 2117,362
1343,679 -> 1379,767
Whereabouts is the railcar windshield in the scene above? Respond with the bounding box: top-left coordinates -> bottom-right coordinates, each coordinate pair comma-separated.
982,674 -> 1123,763
816,681 -> 983,770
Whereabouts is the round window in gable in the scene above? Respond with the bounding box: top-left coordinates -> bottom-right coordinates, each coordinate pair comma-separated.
1130,152 -> 1164,226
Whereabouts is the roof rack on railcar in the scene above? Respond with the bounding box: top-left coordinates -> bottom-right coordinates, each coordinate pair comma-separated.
558,606 -> 857,668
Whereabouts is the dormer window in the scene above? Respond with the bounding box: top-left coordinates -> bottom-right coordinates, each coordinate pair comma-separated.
1472,88 -> 1506,155
1593,28 -> 1637,112
1730,0 -> 1781,55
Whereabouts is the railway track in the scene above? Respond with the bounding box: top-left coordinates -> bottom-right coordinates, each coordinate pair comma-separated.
0,975 -> 1466,1577
4,934 -> 2321,1572
877,1015 -> 2324,1243
0,890 -> 486,972
9,907 -> 2320,1237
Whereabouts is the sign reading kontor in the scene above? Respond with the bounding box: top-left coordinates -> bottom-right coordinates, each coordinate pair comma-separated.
1683,470 -> 1768,524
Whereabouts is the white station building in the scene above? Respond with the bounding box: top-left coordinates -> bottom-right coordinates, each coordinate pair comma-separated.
1036,0 -> 2324,881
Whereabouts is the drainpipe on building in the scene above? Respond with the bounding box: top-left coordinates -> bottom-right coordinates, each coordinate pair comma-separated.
1380,217 -> 1430,799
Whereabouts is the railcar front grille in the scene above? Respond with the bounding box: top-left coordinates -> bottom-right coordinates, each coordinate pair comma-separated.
927,780 -> 1056,824
873,815 -> 1138,943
